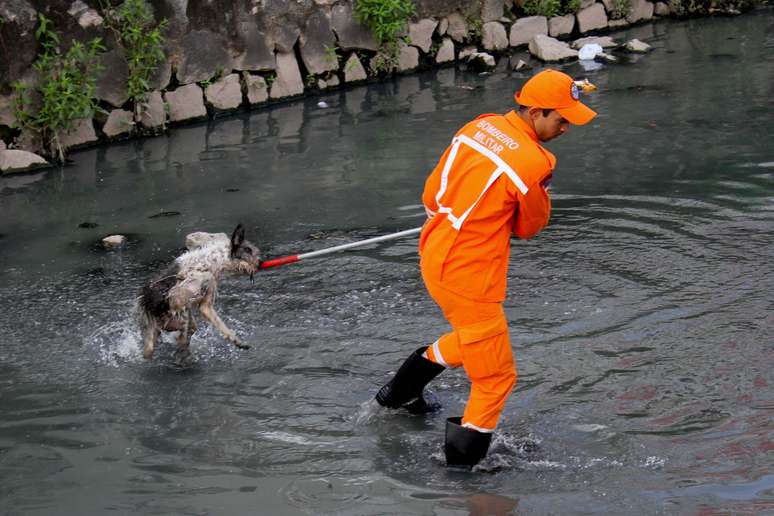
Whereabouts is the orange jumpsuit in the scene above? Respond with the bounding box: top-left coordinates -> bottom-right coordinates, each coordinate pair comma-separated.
420,111 -> 556,432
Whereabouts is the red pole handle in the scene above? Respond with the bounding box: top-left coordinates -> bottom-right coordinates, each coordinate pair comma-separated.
258,255 -> 300,269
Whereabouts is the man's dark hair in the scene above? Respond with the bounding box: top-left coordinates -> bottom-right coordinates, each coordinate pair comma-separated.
518,105 -> 553,117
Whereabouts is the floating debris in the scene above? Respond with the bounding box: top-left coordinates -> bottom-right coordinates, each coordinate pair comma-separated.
102,234 -> 126,249
148,210 -> 181,219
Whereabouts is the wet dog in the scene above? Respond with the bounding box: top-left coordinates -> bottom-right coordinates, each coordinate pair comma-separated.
138,224 -> 261,362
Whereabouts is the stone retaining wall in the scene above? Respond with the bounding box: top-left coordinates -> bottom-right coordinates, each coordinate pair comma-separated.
0,0 -> 749,171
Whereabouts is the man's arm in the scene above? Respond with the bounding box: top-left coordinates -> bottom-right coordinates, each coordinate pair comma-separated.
513,174 -> 552,239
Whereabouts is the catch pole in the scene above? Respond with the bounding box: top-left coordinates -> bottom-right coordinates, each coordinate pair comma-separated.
258,227 -> 423,270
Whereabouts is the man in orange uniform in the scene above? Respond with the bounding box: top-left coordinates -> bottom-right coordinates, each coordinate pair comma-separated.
375,69 -> 597,468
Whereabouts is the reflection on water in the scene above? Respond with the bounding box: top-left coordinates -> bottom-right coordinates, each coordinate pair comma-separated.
1,10 -> 773,516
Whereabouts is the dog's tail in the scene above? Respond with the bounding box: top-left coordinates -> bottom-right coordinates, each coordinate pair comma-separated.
133,294 -> 154,335
137,266 -> 179,328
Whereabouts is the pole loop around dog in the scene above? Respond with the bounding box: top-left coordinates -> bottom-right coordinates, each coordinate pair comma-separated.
258,227 -> 423,270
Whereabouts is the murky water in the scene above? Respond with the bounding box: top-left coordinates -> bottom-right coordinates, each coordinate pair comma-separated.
2,11 -> 773,515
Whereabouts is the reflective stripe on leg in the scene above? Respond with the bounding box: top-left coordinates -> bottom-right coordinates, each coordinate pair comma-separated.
426,332 -> 463,368
462,421 -> 495,433
431,340 -> 449,367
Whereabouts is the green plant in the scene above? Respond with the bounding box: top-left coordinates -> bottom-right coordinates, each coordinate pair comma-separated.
370,51 -> 396,74
102,0 -> 167,113
429,39 -> 441,57
522,0 -> 563,17
521,0 -> 582,16
13,14 -> 105,162
354,0 -> 415,45
323,44 -> 340,66
467,17 -> 483,40
563,0 -> 581,14
354,0 -> 415,73
608,0 -> 632,18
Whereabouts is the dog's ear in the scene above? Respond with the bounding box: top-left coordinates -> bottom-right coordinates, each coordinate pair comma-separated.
231,224 -> 246,255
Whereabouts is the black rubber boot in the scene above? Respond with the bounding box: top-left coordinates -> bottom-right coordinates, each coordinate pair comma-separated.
375,347 -> 445,414
444,416 -> 492,468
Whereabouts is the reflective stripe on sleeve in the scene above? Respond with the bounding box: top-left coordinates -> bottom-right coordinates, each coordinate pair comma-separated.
433,134 -> 529,232
456,134 -> 528,195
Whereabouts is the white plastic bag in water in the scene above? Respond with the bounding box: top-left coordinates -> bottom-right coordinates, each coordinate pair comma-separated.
578,43 -> 604,61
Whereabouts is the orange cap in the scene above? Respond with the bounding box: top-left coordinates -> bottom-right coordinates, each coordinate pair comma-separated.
515,69 -> 597,125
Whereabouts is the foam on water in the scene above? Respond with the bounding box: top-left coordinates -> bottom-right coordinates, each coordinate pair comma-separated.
256,431 -> 333,446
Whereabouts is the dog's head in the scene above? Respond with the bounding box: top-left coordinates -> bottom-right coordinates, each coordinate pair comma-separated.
230,224 -> 262,277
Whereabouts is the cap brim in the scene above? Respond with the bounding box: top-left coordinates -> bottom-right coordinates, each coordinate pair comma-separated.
557,101 -> 597,125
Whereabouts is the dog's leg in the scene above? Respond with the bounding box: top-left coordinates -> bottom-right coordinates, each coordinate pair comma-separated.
173,307 -> 196,367
198,301 -> 250,350
142,323 -> 160,360
176,308 -> 193,353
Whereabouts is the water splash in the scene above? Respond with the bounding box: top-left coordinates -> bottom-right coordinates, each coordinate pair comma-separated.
353,398 -> 385,426
87,319 -> 144,367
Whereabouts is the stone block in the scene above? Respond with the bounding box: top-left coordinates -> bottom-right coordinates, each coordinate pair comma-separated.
446,13 -> 469,43
270,52 -> 305,99
0,95 -> 16,127
572,36 -> 619,48
300,9 -> 338,75
0,149 -> 49,174
459,46 -> 478,61
205,74 -> 242,111
243,73 -> 268,105
627,0 -> 655,23
164,85 -> 207,123
438,17 -> 449,36
510,16 -> 548,47
549,14 -> 575,37
233,21 -> 276,72
601,0 -> 616,12
102,235 -> 126,248
176,30 -> 232,85
482,22 -> 509,51
0,0 -> 37,87
103,109 -> 134,138
344,54 -> 367,83
529,34 -> 578,61
332,3 -> 378,51
397,44 -> 420,72
577,4 -> 609,33
138,91 -> 166,128
148,57 -> 172,91
625,38 -> 652,52
467,52 -> 496,71
435,37 -> 456,63
654,2 -> 672,15
95,49 -> 130,108
59,118 -> 98,149
68,0 -> 103,28
482,0 -> 505,22
409,19 -> 439,53
270,23 -> 301,53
